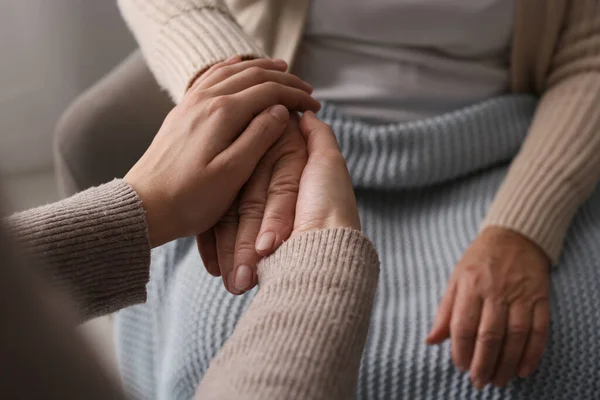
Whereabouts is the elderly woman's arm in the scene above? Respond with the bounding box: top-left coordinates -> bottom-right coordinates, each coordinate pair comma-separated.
117,0 -> 265,102
483,0 -> 600,262
427,1 -> 600,389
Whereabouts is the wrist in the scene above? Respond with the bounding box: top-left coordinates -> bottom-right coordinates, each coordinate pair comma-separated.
480,226 -> 551,266
123,173 -> 177,248
292,214 -> 361,239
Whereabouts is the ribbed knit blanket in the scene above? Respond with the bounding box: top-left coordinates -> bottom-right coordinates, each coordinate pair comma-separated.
116,96 -> 600,399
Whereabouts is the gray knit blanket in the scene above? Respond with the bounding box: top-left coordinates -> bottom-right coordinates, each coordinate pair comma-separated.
116,96 -> 600,400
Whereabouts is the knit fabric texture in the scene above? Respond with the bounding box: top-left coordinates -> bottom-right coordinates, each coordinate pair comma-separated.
6,180 -> 150,320
116,96 -> 600,399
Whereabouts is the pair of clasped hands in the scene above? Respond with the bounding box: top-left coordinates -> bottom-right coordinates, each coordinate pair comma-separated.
124,56 -> 360,290
124,57 -> 550,389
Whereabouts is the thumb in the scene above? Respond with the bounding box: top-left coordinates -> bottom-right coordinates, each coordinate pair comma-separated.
300,111 -> 341,155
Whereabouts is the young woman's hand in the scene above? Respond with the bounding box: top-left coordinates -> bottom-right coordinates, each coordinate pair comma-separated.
124,58 -> 320,248
292,111 -> 361,235
426,227 -> 551,389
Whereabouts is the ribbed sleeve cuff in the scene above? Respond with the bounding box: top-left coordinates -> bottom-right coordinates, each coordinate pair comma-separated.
482,160 -> 578,264
260,227 -> 379,284
118,1 -> 265,103
483,74 -> 600,264
6,180 -> 151,319
196,228 -> 380,399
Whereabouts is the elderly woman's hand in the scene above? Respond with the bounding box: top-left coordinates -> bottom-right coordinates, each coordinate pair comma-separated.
124,57 -> 319,248
426,227 -> 551,389
198,115 -> 308,293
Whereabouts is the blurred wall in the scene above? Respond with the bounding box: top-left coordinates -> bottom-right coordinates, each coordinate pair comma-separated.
0,0 -> 136,175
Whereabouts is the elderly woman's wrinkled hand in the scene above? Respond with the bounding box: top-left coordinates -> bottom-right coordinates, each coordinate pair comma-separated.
426,227 -> 551,389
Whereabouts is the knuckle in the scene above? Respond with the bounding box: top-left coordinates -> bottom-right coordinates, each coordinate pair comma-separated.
222,156 -> 245,174
235,240 -> 258,254
451,324 -> 477,341
477,330 -> 504,347
246,66 -> 266,80
259,81 -> 281,94
263,212 -> 293,230
507,324 -> 530,341
238,198 -> 266,218
531,326 -> 549,338
269,176 -> 300,197
205,95 -> 236,116
250,117 -> 271,136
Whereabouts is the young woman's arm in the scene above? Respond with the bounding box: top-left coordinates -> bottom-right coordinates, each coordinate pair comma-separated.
195,112 -> 380,400
4,59 -> 317,322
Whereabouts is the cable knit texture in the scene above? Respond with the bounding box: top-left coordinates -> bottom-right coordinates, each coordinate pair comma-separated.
118,0 -> 600,263
195,228 -> 380,399
5,180 -> 150,320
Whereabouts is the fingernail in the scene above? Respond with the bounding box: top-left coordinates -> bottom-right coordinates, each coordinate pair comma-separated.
234,265 -> 253,291
227,272 -> 241,295
269,105 -> 288,122
226,55 -> 240,63
256,231 -> 276,252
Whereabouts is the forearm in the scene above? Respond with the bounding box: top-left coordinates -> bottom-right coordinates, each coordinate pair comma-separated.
4,179 -> 151,320
195,228 -> 380,400
117,0 -> 265,102
482,1 -> 600,263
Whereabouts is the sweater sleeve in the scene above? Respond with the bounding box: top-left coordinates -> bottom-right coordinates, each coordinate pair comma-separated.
482,0 -> 600,263
117,0 -> 266,103
194,228 -> 380,400
0,218 -> 129,400
4,179 -> 151,320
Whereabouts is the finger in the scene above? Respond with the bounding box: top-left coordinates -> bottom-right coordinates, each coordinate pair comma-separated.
518,301 -> 550,378
470,299 -> 508,389
300,111 -> 341,153
491,304 -> 531,387
426,281 -> 457,344
211,105 -> 290,187
235,82 -> 321,116
450,287 -> 482,373
194,58 -> 288,90
197,229 -> 220,277
255,119 -> 306,256
191,55 -> 243,90
215,203 -> 241,295
232,160 -> 274,292
207,67 -> 313,96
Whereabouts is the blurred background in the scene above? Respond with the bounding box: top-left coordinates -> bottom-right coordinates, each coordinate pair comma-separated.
1,0 -> 136,373
0,0 -> 134,209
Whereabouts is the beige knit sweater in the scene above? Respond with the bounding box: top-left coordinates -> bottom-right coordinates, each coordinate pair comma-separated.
2,180 -> 379,399
118,0 -> 600,263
